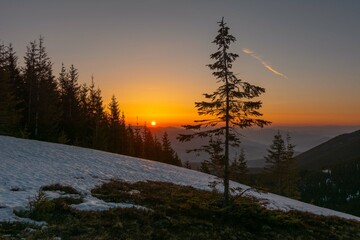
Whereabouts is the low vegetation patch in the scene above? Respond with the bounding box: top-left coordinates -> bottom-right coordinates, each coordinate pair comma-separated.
41,183 -> 81,195
1,181 -> 360,240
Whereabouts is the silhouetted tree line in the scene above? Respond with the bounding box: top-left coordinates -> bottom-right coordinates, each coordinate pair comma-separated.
0,37 -> 181,167
198,131 -> 299,199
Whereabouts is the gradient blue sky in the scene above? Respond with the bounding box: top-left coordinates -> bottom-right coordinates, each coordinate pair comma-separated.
1,0 -> 360,126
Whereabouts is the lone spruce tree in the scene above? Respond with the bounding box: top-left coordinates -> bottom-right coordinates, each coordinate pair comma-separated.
178,18 -> 270,205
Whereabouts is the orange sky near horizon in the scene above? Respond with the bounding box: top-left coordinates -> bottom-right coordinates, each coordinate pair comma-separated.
105,85 -> 360,127
99,59 -> 360,127
100,59 -> 360,127
2,1 -> 360,127
119,104 -> 360,128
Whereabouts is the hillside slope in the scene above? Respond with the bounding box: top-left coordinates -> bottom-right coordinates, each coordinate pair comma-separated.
1,135 -> 359,223
296,129 -> 360,170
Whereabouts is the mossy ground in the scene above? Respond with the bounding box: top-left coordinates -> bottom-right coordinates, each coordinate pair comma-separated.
1,181 -> 360,240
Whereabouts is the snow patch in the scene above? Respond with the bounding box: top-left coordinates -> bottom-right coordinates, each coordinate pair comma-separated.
0,135 -> 359,223
71,196 -> 148,212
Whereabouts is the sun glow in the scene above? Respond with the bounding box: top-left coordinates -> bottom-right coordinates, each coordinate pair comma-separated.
151,121 -> 156,126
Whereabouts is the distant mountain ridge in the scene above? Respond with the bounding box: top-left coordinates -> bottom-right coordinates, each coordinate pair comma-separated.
150,126 -> 360,168
296,129 -> 360,170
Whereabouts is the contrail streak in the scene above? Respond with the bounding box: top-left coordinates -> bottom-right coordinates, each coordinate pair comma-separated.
242,48 -> 288,79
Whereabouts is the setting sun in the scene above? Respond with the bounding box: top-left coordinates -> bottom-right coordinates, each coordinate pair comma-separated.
151,121 -> 156,126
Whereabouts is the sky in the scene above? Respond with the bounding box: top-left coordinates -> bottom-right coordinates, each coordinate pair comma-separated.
1,0 -> 360,127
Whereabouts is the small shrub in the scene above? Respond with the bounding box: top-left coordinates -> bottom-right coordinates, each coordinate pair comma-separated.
15,189 -> 83,225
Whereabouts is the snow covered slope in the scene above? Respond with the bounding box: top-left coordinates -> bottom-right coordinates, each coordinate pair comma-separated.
1,135 -> 359,222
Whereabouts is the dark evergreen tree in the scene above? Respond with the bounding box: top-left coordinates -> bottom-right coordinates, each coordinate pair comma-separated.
264,131 -> 298,198
142,123 -> 155,159
22,37 -> 61,140
264,131 -> 286,193
199,138 -> 224,177
200,161 -> 210,174
0,67 -> 21,135
6,44 -> 24,123
22,40 -> 37,136
119,112 -> 127,153
58,63 -> 81,144
125,125 -> 136,156
36,38 -> 61,140
0,43 -> 22,136
107,95 -> 123,153
230,148 -> 248,183
0,43 -> 6,66
76,83 -> 90,146
178,18 -> 270,204
133,122 -> 143,158
284,134 -> 299,197
87,77 -> 107,149
152,136 -> 163,162
160,132 -> 173,163
160,132 -> 182,166
172,153 -> 182,167
184,160 -> 192,169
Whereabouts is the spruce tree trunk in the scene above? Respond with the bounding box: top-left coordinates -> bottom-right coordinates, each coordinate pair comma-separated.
27,80 -> 32,131
224,47 -> 230,205
35,79 -> 40,138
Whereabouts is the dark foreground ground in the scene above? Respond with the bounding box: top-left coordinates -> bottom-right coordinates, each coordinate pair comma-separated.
1,181 -> 360,240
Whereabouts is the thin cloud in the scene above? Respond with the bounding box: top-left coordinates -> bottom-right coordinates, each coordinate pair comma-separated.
242,48 -> 288,79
